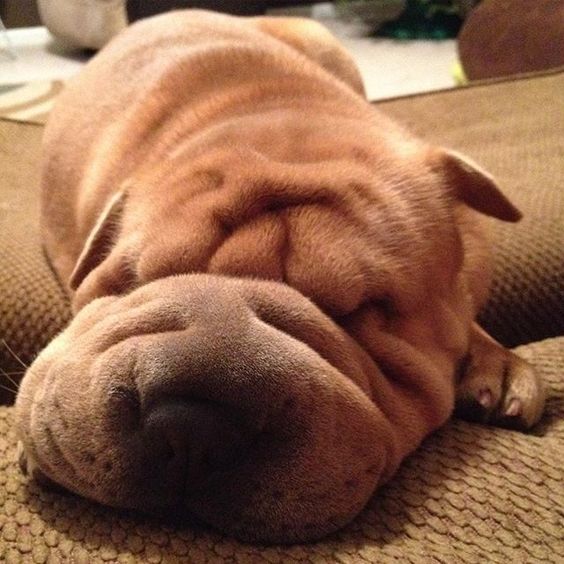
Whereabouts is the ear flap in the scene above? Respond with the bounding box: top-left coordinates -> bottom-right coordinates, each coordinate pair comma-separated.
432,149 -> 522,222
69,189 -> 126,291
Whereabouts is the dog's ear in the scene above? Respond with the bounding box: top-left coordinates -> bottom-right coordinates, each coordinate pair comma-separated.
69,189 -> 127,291
432,148 -> 522,222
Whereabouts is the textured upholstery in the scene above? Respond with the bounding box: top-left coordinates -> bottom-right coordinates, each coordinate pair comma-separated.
0,71 -> 563,561
0,120 -> 70,403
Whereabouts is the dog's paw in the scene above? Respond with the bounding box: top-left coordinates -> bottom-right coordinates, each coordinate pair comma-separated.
455,328 -> 546,431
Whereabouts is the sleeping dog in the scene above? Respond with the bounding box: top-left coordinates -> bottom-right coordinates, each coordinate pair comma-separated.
15,10 -> 545,543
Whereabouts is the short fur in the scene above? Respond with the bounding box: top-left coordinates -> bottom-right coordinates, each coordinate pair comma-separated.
15,10 -> 545,543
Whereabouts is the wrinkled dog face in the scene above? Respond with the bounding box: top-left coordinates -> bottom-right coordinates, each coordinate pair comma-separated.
15,274 -> 387,543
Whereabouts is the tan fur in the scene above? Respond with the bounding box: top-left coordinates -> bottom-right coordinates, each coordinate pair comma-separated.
16,10 -> 544,543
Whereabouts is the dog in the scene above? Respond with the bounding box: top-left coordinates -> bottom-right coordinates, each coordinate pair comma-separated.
15,10 -> 545,543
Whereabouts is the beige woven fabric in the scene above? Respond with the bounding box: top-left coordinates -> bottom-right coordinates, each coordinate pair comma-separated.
0,336 -> 562,563
1,72 -> 563,561
0,120 -> 70,403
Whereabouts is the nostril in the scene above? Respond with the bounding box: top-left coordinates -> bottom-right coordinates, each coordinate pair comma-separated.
108,385 -> 141,429
144,399 -> 251,493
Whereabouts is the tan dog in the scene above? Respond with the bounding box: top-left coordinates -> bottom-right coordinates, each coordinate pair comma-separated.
15,10 -> 545,543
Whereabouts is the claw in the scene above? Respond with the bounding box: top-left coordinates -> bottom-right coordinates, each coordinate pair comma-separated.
16,440 -> 27,474
504,398 -> 522,417
478,388 -> 493,409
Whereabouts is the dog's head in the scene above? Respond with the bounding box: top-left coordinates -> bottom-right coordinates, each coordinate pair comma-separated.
65,138 -> 521,316
18,136 -> 521,542
16,274 -> 393,543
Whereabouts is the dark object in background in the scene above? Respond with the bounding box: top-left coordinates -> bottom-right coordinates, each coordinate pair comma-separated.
377,0 -> 478,40
126,0 -> 318,20
0,0 -> 41,27
0,1 -> 319,28
337,0 -> 479,40
458,0 -> 564,80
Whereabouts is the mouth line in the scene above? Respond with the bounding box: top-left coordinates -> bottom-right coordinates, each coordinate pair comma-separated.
34,423 -> 97,495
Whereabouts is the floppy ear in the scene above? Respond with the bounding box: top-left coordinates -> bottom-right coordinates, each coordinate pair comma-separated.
432,148 -> 522,222
69,189 -> 126,291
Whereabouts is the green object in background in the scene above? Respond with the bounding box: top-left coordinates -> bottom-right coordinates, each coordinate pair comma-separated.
452,60 -> 468,85
337,0 -> 479,40
379,0 -> 475,39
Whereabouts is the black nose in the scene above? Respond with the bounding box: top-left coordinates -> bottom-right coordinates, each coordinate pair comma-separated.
143,399 -> 251,496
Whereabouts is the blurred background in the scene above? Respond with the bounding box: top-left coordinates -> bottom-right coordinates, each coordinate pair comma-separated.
0,0 -> 562,109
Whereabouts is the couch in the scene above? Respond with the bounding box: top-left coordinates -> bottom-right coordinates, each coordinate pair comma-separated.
0,69 -> 562,562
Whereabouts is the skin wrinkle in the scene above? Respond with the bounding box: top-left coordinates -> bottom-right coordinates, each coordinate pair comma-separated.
31,404 -> 96,496
363,339 -> 444,433
165,105 -> 371,168
341,307 -> 452,446
279,211 -> 291,286
210,199 -> 335,284
79,310 -> 179,355
15,10 -> 546,545
42,424 -> 80,480
248,295 -> 375,404
45,381 -> 106,492
139,153 -> 370,292
99,62 -> 366,213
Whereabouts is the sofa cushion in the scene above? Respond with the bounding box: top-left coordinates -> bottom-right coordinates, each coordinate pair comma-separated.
0,120 -> 70,402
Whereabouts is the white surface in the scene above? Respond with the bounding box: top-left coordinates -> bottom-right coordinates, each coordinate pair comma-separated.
332,35 -> 457,100
271,3 -> 457,100
0,27 -> 88,85
0,4 -> 457,100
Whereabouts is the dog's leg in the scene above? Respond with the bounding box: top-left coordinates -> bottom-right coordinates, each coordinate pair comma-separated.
455,323 -> 545,430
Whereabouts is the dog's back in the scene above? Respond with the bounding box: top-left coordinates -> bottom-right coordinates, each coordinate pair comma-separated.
41,11 -> 369,274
